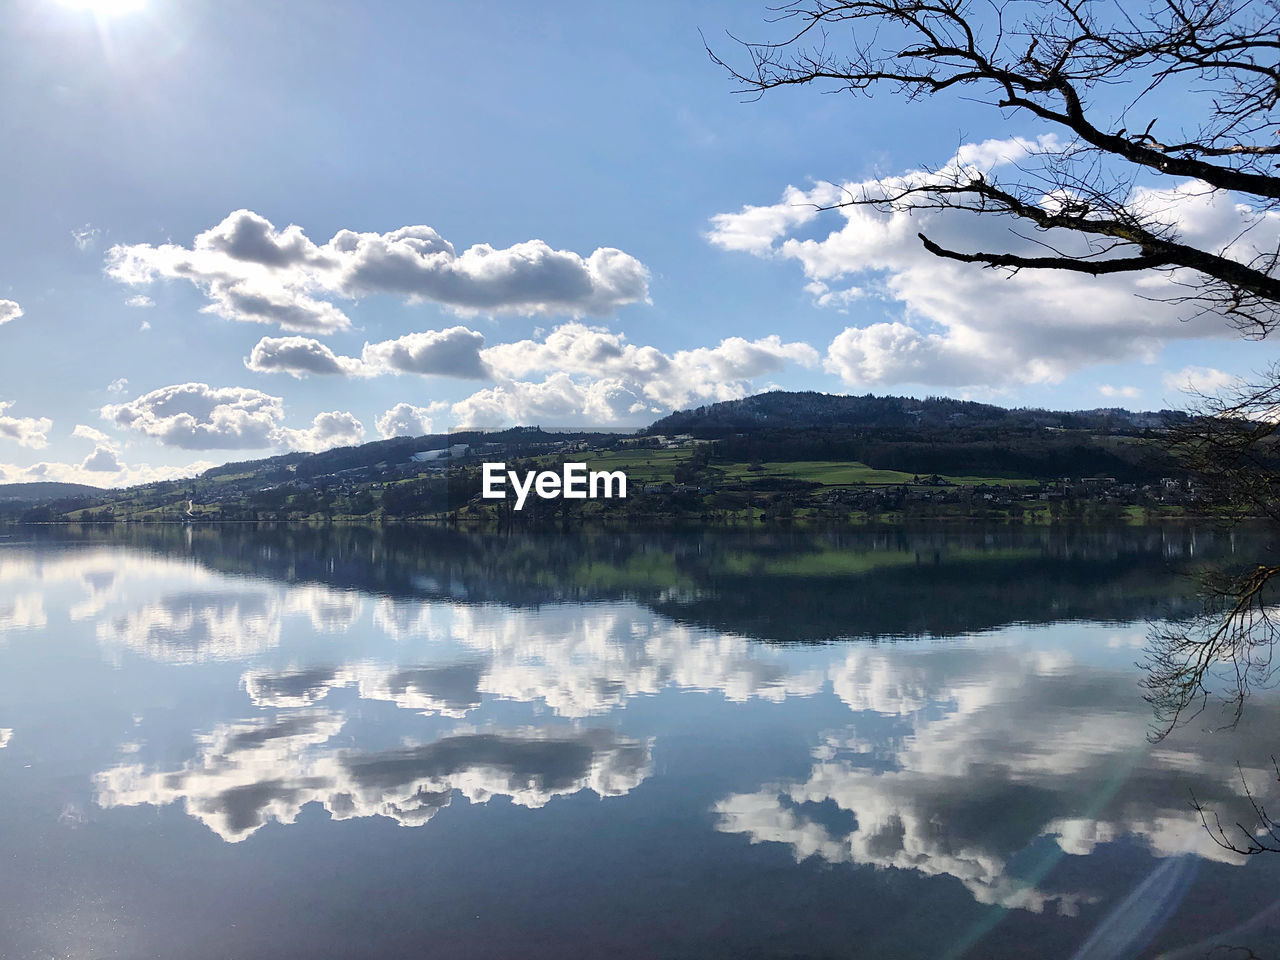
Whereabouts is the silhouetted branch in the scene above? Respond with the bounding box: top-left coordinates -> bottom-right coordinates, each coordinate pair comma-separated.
1192,758 -> 1280,855
710,0 -> 1280,331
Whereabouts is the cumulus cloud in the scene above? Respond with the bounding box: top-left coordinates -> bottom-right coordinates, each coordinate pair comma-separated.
361,326 -> 490,379
81,446 -> 123,473
278,410 -> 365,453
708,183 -> 842,256
452,372 -> 651,428
106,209 -> 650,333
246,326 -> 492,380
100,382 -> 363,452
106,378 -> 129,395
709,137 -> 1279,388
375,402 -> 443,439
244,336 -> 365,378
124,295 -> 154,308
73,423 -> 125,471
240,320 -> 819,428
1099,385 -> 1141,400
453,323 -> 820,427
73,424 -> 112,445
1162,365 -> 1242,396
0,299 -> 22,326
0,422 -> 214,488
0,402 -> 52,449
103,383 -> 284,449
0,456 -> 215,489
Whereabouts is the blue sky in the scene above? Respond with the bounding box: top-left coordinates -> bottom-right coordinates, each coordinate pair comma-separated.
0,0 -> 1272,485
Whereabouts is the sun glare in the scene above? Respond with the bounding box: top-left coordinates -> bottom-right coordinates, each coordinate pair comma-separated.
56,0 -> 146,15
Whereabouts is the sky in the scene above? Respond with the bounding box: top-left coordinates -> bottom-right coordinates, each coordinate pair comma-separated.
0,0 -> 1275,487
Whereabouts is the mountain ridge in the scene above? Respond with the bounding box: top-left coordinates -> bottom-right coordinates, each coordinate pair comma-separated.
644,390 -> 1185,435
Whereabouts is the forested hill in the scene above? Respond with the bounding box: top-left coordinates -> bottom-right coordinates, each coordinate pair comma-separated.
646,391 -> 1186,435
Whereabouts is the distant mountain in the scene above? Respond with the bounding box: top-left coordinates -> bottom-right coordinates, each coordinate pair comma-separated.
645,391 -> 1186,435
0,481 -> 105,502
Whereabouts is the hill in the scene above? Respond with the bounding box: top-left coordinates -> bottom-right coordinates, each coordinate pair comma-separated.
0,391 -> 1207,524
646,391 -> 1184,435
0,481 -> 105,502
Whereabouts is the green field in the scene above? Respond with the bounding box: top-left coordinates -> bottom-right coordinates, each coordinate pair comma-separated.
713,460 -> 1037,487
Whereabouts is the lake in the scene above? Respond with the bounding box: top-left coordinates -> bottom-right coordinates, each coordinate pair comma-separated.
2,523 -> 1280,959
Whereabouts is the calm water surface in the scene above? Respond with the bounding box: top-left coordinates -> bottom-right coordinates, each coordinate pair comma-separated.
2,523 -> 1280,959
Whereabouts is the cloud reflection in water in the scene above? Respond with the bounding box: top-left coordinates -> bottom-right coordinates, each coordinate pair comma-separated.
715,644 -> 1276,914
95,712 -> 651,842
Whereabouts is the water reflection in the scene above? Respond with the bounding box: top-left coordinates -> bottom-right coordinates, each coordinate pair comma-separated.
95,715 -> 651,842
100,591 -> 283,663
11,523 -> 1255,639
0,592 -> 44,635
3,524 -> 1280,958
714,642 -> 1280,918
244,661 -> 489,717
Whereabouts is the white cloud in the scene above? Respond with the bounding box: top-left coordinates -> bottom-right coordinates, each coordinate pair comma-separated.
101,382 -> 362,452
361,326 -> 490,379
241,320 -> 819,428
106,209 -> 650,333
451,373 -> 591,428
71,423 -> 125,473
102,383 -> 284,449
80,446 -> 123,472
124,295 -> 154,308
0,729 -> 10,749
73,424 -> 112,445
0,422 -> 217,487
0,402 -> 52,449
244,336 -> 366,378
0,455 -> 215,489
375,402 -> 442,439
709,139 -> 1279,388
453,323 -> 820,427
278,410 -> 365,453
707,183 -> 841,255
106,378 -> 129,395
247,327 -> 493,380
138,320 -> 151,332
1162,365 -> 1242,396
1099,385 -> 1142,400
0,300 -> 21,326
